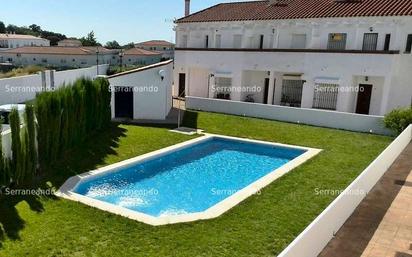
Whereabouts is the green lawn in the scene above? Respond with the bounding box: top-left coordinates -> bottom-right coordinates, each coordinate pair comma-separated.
0,111 -> 392,257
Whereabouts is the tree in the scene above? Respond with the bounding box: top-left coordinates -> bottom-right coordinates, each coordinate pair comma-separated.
80,31 -> 100,46
105,40 -> 121,49
29,24 -> 42,33
9,108 -> 22,184
0,21 -> 5,33
123,42 -> 135,49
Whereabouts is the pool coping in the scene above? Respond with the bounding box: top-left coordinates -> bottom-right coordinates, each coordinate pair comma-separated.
56,134 -> 322,226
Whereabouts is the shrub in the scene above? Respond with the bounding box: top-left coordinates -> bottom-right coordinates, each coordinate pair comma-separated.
9,108 -> 22,184
384,107 -> 412,134
35,77 -> 111,166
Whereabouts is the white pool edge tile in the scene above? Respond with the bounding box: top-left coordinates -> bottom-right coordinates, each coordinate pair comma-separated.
56,134 -> 322,226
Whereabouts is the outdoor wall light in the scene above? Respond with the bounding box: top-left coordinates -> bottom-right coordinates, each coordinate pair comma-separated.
158,69 -> 165,81
365,76 -> 369,82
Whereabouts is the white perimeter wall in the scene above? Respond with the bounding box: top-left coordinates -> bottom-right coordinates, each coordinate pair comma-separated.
0,64 -> 109,105
1,129 -> 12,158
186,96 -> 392,135
108,61 -> 173,120
278,125 -> 412,257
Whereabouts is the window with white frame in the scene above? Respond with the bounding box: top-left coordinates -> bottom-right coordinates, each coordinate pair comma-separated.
327,33 -> 347,50
312,83 -> 339,110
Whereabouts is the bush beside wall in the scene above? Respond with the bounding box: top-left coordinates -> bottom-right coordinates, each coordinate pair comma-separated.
0,77 -> 111,188
384,107 -> 412,134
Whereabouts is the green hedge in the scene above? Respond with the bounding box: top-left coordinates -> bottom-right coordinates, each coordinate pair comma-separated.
35,77 -> 111,166
0,77 -> 111,187
384,107 -> 412,135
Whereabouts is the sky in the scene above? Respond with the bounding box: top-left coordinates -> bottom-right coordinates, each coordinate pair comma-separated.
0,0 -> 242,45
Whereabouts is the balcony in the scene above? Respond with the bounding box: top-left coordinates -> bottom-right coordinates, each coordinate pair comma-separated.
175,47 -> 400,55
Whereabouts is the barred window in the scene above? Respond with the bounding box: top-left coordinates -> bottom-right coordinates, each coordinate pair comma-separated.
281,79 -> 304,107
312,83 -> 339,110
214,77 -> 232,100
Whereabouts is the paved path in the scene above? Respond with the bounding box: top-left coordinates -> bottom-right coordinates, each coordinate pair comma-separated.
319,143 -> 412,257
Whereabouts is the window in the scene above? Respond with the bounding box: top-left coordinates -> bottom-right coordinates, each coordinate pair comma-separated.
61,59 -> 67,64
181,35 -> 188,48
214,77 -> 232,100
233,35 -> 242,48
205,35 -> 209,48
280,79 -> 304,107
384,34 -> 391,51
405,34 -> 412,53
362,33 -> 378,51
327,33 -> 347,50
215,34 -> 222,48
291,34 -> 307,49
41,58 -> 47,63
312,83 -> 339,110
259,35 -> 264,49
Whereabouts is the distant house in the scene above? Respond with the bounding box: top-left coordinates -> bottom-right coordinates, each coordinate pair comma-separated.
0,33 -> 50,50
135,40 -> 175,59
58,39 -> 82,47
122,48 -> 162,66
0,46 -> 118,68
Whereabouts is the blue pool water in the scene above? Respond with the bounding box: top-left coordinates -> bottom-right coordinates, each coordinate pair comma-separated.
74,138 -> 305,217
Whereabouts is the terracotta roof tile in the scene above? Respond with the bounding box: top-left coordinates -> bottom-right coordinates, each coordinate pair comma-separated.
176,0 -> 412,23
123,48 -> 162,56
2,46 -> 115,55
135,40 -> 175,46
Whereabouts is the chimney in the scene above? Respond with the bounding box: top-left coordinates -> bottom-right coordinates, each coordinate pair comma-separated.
185,0 -> 190,16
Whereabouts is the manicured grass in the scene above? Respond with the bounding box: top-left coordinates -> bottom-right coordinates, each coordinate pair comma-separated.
0,112 -> 392,257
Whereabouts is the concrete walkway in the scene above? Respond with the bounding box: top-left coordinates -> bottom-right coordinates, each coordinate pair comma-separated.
319,143 -> 412,257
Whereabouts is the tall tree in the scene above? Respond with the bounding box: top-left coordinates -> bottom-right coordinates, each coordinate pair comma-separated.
29,24 -> 42,33
123,42 -> 135,49
0,21 -> 5,33
105,40 -> 121,49
80,31 -> 100,46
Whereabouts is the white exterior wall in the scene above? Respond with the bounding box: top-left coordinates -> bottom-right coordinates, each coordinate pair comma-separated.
0,53 -> 115,68
175,16 -> 412,115
0,64 -> 109,105
0,37 -> 50,49
135,45 -> 175,59
123,54 -> 163,66
109,61 -> 173,120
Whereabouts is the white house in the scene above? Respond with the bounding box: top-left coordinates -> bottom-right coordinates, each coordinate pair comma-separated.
0,33 -> 50,49
122,48 -> 163,66
108,60 -> 173,120
0,46 -> 118,68
57,39 -> 82,47
135,40 -> 175,59
174,0 -> 412,116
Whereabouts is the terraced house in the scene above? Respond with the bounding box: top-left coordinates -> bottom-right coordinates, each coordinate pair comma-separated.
174,0 -> 412,115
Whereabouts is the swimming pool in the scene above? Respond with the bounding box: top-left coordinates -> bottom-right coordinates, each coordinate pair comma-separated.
57,135 -> 321,225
